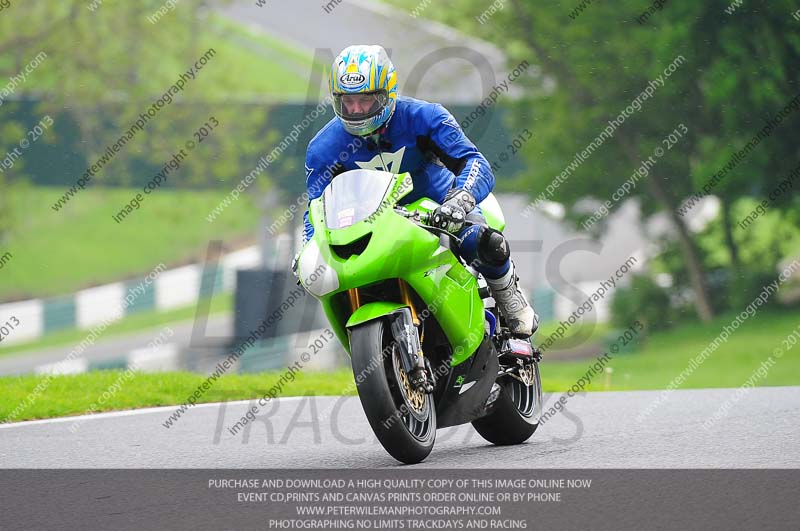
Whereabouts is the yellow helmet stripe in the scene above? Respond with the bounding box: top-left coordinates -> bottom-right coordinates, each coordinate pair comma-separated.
379,64 -> 388,87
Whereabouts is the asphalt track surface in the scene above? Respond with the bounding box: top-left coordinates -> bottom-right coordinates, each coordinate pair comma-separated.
1,387 -> 798,468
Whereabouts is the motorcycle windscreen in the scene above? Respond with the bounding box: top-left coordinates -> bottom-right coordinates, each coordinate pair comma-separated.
323,169 -> 395,229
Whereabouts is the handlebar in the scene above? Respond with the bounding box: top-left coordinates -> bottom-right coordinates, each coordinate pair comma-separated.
393,206 -> 430,224
393,206 -> 471,245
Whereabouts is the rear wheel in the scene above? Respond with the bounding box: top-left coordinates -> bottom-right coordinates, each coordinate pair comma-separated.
472,360 -> 542,445
350,319 -> 436,464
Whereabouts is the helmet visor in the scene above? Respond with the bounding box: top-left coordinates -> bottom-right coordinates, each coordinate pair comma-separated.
333,91 -> 389,122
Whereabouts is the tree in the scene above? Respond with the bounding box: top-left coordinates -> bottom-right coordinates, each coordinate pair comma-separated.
386,0 -> 800,321
0,0 -> 270,191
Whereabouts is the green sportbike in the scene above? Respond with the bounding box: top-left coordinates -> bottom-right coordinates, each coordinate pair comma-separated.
296,169 -> 543,464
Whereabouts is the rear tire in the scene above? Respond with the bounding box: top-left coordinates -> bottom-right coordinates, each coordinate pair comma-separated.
472,361 -> 542,445
350,319 -> 436,464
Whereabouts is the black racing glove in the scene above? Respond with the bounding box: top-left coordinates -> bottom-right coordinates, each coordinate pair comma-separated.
443,188 -> 477,213
430,203 -> 467,234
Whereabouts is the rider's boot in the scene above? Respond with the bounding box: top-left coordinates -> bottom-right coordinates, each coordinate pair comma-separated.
485,261 -> 538,338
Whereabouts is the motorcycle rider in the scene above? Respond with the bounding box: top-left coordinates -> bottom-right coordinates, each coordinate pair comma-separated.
302,44 -> 537,337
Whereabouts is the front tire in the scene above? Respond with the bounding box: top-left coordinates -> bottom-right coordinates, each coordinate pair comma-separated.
350,319 -> 436,464
472,361 -> 542,445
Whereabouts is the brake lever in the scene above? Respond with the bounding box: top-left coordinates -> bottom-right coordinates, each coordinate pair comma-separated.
394,207 -> 468,246
394,207 -> 428,224
415,223 -> 465,246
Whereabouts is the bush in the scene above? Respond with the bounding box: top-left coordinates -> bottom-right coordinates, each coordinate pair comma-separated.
611,274 -> 676,333
700,268 -> 780,315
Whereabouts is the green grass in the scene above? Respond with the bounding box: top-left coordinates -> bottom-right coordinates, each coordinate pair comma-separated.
0,12 -> 321,301
0,369 -> 355,423
535,321 -> 611,354
2,307 -> 798,422
0,294 -> 231,357
199,14 -> 321,99
0,187 -> 258,300
0,11 -> 316,99
0,12 -> 316,302
542,307 -> 800,391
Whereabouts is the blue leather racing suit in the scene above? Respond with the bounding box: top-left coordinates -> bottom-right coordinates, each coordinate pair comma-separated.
303,96 -> 509,279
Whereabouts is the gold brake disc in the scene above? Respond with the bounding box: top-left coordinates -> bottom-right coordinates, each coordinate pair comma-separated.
394,350 -> 426,413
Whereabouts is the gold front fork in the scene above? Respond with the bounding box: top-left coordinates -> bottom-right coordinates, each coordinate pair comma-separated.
398,279 -> 420,326
350,282 -> 423,343
348,288 -> 361,312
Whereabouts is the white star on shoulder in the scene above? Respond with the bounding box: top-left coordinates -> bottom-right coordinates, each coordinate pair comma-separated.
355,146 -> 406,173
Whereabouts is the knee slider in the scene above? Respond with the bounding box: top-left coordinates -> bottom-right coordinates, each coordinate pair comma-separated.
477,226 -> 509,266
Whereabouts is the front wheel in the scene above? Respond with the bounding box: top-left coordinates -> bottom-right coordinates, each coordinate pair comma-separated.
472,361 -> 542,445
350,319 -> 436,464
